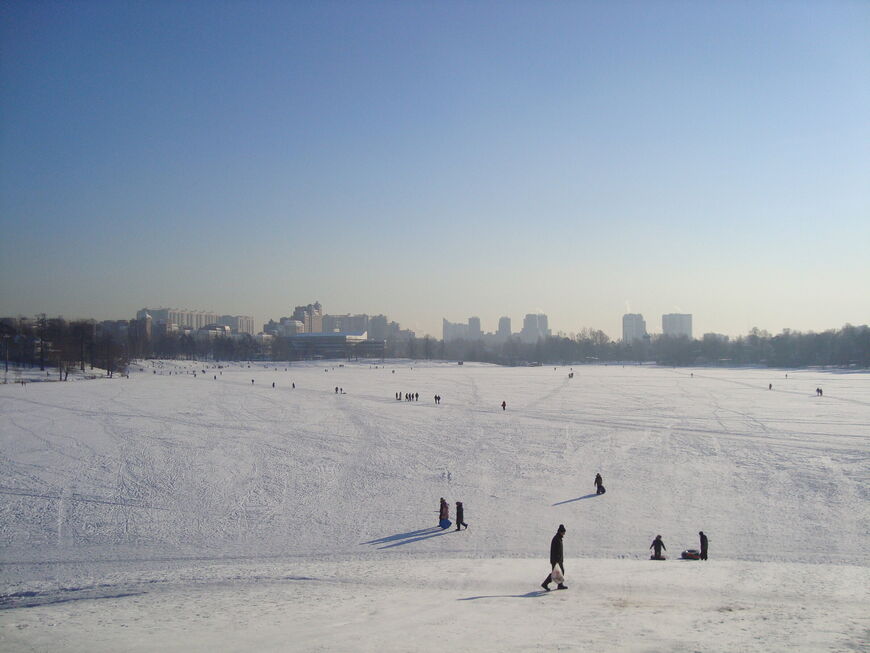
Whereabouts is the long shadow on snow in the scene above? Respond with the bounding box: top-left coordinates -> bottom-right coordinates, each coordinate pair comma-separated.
361,527 -> 442,545
361,526 -> 454,549
458,590 -> 549,601
552,493 -> 599,506
2,591 -> 147,610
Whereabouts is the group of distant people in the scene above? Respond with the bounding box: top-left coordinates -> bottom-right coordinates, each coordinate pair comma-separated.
536,474 -> 709,591
397,392 -> 418,401
438,497 -> 468,531
815,387 -> 823,396
649,531 -> 708,560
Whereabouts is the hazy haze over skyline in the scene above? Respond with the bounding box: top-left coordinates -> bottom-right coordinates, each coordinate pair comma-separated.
1,1 -> 868,339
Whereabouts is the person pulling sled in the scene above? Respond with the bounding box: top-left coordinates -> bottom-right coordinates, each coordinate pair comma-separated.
438,498 -> 451,529
650,534 -> 667,560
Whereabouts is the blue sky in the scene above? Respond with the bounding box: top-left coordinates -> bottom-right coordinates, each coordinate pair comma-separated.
1,1 -> 868,339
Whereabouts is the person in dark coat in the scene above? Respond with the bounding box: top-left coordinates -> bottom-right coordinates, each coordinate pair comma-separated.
650,534 -> 666,559
455,501 -> 468,530
541,524 -> 567,590
501,401 -> 506,411
699,531 -> 708,560
594,473 -> 605,495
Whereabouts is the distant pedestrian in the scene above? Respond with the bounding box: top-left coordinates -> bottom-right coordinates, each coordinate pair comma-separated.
501,401 -> 506,411
252,379 -> 254,384
768,383 -> 772,390
272,382 -> 275,388
455,502 -> 468,530
699,531 -> 708,560
650,535 -> 666,560
439,497 -> 449,527
541,524 -> 567,591
415,392 -> 419,401
335,386 -> 339,394
594,473 -> 605,495
292,382 -> 295,389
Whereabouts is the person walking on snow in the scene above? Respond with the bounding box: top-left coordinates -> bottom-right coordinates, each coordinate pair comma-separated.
439,498 -> 449,523
699,531 -> 708,560
455,501 -> 468,530
541,524 -> 567,590
501,401 -> 506,411
650,535 -> 666,559
594,473 -> 605,495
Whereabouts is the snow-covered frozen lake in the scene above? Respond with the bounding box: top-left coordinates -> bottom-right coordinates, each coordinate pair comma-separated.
1,361 -> 868,651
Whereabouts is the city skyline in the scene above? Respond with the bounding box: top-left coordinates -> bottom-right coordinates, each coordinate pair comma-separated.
8,301 -> 867,344
1,2 -> 868,340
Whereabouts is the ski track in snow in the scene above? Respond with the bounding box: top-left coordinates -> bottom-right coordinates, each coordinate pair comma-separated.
0,361 -> 868,650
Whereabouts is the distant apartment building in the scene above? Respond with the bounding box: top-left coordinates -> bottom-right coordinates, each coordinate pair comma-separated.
443,318 -> 469,342
136,308 -> 254,335
622,313 -> 647,343
323,313 -> 370,334
662,313 -> 693,339
497,316 -> 511,340
196,324 -> 232,341
520,313 -> 549,343
369,315 -> 388,341
358,314 -> 410,342
291,302 -> 323,333
218,315 -> 255,335
468,317 -> 482,340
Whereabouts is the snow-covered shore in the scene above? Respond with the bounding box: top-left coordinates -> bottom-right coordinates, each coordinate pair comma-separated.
1,361 -> 868,650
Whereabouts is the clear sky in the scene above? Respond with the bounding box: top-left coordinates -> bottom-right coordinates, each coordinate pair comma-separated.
1,1 -> 868,339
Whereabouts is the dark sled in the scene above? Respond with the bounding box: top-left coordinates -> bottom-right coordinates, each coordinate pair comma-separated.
681,549 -> 701,560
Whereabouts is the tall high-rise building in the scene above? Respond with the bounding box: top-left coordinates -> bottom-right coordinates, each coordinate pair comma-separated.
497,316 -> 511,338
468,317 -> 481,340
662,313 -> 693,339
137,308 -> 231,331
323,314 -> 370,334
443,318 -> 469,342
369,315 -> 388,341
218,315 -> 255,335
622,313 -> 647,343
291,301 -> 323,333
520,313 -> 549,343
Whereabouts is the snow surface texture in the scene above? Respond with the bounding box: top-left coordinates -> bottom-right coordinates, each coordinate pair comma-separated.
1,361 -> 868,651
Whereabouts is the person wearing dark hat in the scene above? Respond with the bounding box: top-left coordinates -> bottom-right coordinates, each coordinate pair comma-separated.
455,501 -> 468,531
541,524 -> 567,590
699,531 -> 708,560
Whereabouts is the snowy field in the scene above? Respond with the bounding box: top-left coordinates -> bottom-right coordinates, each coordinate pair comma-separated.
1,361 -> 868,651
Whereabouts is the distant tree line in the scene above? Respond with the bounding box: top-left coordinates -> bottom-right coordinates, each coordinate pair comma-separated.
1,315 -> 129,378
401,324 -> 870,368
2,318 -> 867,373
